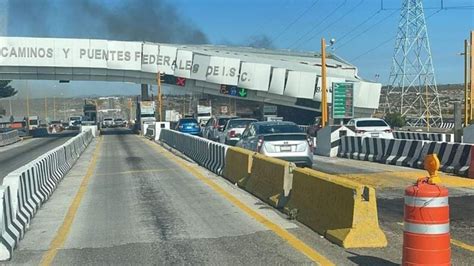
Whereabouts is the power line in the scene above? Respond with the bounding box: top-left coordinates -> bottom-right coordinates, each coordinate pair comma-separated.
287,0 -> 347,49
349,9 -> 445,62
248,0 -> 291,37
335,8 -> 399,50
294,0 -> 365,49
334,8 -> 382,44
270,0 -> 320,43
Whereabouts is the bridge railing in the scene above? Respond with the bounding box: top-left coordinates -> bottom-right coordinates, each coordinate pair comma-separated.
0,129 -> 93,260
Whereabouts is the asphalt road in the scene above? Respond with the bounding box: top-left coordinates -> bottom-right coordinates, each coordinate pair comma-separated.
7,130 -> 473,264
0,131 -> 77,180
10,129 -> 316,265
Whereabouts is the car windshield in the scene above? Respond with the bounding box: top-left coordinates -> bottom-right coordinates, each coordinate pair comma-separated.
227,119 -> 256,129
218,117 -> 236,126
258,124 -> 302,134
356,120 -> 388,127
104,118 -> 113,121
180,119 -> 198,124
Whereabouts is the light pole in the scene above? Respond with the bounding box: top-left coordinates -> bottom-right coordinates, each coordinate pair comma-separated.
321,38 -> 336,127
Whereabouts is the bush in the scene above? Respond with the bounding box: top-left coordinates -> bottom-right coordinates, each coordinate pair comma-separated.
384,112 -> 406,128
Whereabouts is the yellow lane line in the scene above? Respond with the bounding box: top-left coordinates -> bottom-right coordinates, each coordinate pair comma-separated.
396,222 -> 474,253
143,138 -> 334,266
40,136 -> 103,266
95,168 -> 179,176
451,239 -> 474,252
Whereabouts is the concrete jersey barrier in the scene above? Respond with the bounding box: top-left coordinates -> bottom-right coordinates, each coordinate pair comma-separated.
222,147 -> 255,184
339,135 -> 474,178
242,154 -> 294,208
0,130 -> 20,147
0,129 -> 93,260
286,167 -> 387,248
158,129 -> 389,249
394,131 -> 454,142
159,129 -> 228,176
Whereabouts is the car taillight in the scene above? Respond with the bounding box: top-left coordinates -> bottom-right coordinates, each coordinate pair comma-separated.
257,137 -> 264,152
355,129 -> 366,134
228,130 -> 236,138
384,129 -> 393,133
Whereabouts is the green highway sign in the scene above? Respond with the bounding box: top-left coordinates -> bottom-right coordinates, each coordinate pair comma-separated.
331,82 -> 354,119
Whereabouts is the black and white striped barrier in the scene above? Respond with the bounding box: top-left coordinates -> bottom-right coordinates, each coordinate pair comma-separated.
358,137 -> 388,162
338,136 -> 364,159
380,139 -> 425,167
145,127 -> 155,139
0,129 -> 93,260
416,142 -> 471,176
159,129 -> 228,176
393,131 -> 454,143
0,130 -> 20,147
316,126 -> 355,157
339,135 -> 474,178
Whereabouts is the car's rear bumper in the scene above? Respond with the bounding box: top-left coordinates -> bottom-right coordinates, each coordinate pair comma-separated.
181,130 -> 201,136
225,138 -> 239,146
271,156 -> 313,168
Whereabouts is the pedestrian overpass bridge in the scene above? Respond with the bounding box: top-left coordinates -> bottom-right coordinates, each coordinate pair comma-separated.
0,36 -> 380,115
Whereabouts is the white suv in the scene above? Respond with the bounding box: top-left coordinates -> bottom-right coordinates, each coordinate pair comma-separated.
346,118 -> 394,139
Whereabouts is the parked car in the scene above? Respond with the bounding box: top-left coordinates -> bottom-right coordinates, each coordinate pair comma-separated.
236,121 -> 314,167
346,118 -> 394,139
176,118 -> 201,136
219,118 -> 258,146
114,118 -> 126,127
202,115 -> 238,141
102,118 -> 114,128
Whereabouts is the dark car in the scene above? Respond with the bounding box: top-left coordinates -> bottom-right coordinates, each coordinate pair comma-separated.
176,118 -> 201,136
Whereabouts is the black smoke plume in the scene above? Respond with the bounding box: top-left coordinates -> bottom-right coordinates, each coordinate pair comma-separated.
7,0 -> 208,44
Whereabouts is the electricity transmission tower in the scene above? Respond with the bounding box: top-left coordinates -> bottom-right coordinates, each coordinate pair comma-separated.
385,0 -> 442,127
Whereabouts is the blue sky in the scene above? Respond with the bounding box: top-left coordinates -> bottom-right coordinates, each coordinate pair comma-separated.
171,0 -> 473,84
4,0 -> 474,98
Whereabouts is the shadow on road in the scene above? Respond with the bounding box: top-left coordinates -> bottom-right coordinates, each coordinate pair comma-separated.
347,251 -> 398,266
100,128 -> 134,135
31,129 -> 79,138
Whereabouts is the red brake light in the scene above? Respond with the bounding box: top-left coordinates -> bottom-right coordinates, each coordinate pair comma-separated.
257,137 -> 264,152
385,129 -> 393,133
355,129 -> 366,134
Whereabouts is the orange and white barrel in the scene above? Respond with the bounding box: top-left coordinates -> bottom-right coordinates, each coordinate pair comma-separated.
403,179 -> 450,265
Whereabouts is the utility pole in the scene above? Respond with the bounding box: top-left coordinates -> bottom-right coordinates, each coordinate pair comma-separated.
44,97 -> 48,121
26,83 -> 30,135
8,98 -> 12,116
156,72 -> 164,121
470,31 -> 474,124
53,96 -> 56,120
464,31 -> 474,125
321,38 -> 328,127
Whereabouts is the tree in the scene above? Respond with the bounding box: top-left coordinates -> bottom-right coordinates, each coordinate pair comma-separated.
384,112 -> 406,128
0,80 -> 17,98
